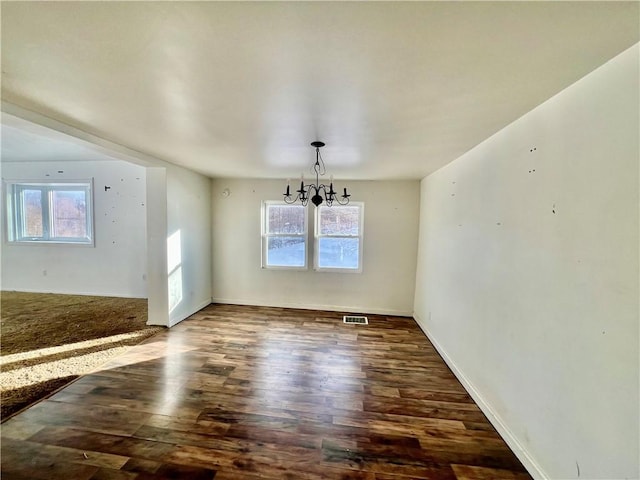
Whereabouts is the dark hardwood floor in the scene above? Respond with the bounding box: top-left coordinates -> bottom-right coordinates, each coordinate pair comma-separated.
1,304 -> 532,479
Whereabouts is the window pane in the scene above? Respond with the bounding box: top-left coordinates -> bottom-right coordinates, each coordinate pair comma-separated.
318,237 -> 359,269
267,236 -> 305,267
21,189 -> 43,237
319,206 -> 360,235
267,205 -> 305,234
51,190 -> 87,238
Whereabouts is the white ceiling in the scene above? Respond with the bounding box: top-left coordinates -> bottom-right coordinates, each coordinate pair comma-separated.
1,1 -> 638,180
0,120 -> 121,164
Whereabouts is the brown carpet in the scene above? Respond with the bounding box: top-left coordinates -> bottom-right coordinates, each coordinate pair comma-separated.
1,291 -> 163,419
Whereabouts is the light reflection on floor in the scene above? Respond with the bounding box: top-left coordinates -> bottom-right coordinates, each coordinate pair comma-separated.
0,332 -> 171,392
1,345 -> 134,390
0,330 -> 157,366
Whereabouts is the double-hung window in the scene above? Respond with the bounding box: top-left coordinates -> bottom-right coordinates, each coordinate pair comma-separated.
261,202 -> 307,269
5,180 -> 94,245
314,203 -> 363,272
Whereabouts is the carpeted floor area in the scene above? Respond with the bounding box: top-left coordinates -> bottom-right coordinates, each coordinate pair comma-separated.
1,291 -> 163,419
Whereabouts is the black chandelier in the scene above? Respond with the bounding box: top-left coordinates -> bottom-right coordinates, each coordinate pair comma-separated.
283,141 -> 350,207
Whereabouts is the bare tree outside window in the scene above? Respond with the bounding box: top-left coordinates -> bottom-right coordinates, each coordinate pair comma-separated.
263,203 -> 307,268
316,204 -> 363,271
22,189 -> 43,237
51,190 -> 87,238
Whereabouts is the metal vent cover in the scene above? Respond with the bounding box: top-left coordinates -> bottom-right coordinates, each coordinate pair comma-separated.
343,315 -> 368,325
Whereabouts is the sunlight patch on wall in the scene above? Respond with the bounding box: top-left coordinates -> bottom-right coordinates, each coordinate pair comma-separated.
167,229 -> 183,313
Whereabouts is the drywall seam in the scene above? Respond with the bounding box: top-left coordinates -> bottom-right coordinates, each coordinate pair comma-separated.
413,312 -> 549,480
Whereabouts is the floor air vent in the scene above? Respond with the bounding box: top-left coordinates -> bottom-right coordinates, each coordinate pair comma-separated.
343,315 -> 368,325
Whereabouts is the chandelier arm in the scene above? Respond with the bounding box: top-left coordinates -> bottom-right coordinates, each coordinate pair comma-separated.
321,184 -> 335,207
336,186 -> 351,205
316,184 -> 330,202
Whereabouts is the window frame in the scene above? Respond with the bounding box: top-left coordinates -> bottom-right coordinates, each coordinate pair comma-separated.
314,202 -> 364,273
261,201 -> 308,270
4,179 -> 95,246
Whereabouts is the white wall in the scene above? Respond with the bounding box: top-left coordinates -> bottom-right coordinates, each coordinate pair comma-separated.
414,44 -> 639,480
165,164 -> 212,327
211,178 -> 419,316
145,167 -> 169,326
1,160 -> 147,297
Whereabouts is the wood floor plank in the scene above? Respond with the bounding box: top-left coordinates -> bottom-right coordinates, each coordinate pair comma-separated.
8,399 -> 151,436
1,437 -> 129,470
1,437 -> 100,480
451,464 -> 533,480
1,304 -> 532,479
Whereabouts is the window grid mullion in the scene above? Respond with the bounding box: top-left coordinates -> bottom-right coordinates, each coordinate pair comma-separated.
317,234 -> 359,238
266,233 -> 306,237
43,188 -> 53,239
15,187 -> 25,239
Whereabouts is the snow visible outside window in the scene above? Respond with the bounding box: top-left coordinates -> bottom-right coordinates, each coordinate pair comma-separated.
262,202 -> 307,269
315,203 -> 363,272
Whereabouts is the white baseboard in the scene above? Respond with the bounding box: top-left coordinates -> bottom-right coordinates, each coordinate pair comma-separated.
211,297 -> 412,317
413,312 -> 548,480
